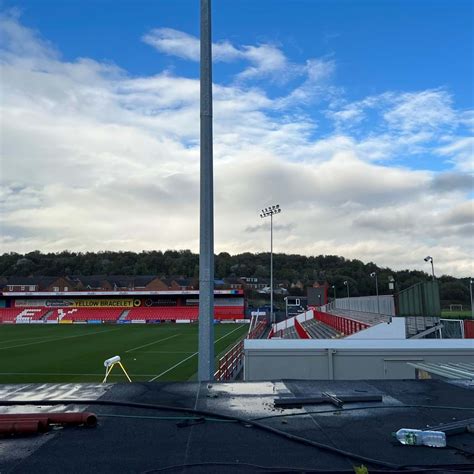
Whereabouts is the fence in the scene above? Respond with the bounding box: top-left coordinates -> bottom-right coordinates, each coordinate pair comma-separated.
397,281 -> 441,317
214,321 -> 267,381
334,295 -> 395,315
314,310 -> 369,336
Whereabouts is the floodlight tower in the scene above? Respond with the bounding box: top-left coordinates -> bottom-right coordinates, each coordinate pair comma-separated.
331,285 -> 336,310
198,0 -> 214,381
260,205 -> 281,325
370,272 -> 380,314
424,256 -> 435,281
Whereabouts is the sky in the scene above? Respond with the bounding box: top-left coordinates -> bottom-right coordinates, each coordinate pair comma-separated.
0,0 -> 473,277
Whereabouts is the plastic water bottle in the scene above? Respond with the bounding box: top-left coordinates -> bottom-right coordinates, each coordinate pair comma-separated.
395,429 -> 446,447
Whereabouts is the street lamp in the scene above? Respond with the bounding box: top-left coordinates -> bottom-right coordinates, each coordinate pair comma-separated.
370,272 -> 380,315
260,204 -> 281,325
331,285 -> 336,310
343,280 -> 351,310
424,256 -> 435,281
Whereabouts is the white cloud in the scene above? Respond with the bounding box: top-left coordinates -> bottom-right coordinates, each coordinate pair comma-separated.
142,27 -> 324,85
383,90 -> 456,132
436,137 -> 474,172
1,14 -> 473,277
143,28 -> 241,62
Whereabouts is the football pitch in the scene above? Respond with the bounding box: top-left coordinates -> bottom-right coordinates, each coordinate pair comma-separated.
0,323 -> 249,384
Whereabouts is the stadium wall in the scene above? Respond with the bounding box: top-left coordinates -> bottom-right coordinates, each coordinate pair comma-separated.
243,339 -> 474,381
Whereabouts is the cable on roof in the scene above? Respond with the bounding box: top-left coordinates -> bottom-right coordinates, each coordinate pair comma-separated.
1,399 -> 473,470
141,460 -> 472,473
250,404 -> 474,421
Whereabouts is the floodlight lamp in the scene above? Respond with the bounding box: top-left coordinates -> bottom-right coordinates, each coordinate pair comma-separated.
424,256 -> 432,262
331,285 -> 335,289
343,280 -> 348,286
370,272 -> 376,278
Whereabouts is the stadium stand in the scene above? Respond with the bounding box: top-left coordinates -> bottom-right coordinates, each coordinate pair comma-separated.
45,308 -> 124,322
126,306 -> 198,321
0,308 -> 50,322
273,326 -> 299,339
0,305 -> 244,323
301,318 -> 340,339
125,305 -> 244,321
327,308 -> 390,325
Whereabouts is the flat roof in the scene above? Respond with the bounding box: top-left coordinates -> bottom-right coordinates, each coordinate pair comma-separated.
1,379 -> 473,472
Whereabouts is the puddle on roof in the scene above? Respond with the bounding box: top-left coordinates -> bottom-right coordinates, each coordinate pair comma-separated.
0,383 -> 110,414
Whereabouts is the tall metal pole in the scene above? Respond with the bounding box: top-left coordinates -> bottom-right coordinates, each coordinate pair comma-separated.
260,205 -> 281,326
375,274 -> 380,314
270,212 -> 273,324
371,272 -> 380,314
431,260 -> 435,281
344,281 -> 350,310
198,0 -> 214,381
469,278 -> 473,319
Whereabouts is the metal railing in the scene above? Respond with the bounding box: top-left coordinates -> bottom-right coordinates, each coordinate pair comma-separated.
314,310 -> 369,335
214,321 -> 267,381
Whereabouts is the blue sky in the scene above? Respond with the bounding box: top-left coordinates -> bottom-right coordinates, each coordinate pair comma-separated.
8,0 -> 473,101
0,1 -> 473,275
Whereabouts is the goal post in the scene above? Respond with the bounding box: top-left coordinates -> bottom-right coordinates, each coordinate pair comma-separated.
449,304 -> 463,312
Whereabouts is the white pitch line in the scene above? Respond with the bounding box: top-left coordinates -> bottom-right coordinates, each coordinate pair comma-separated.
148,352 -> 197,382
137,351 -> 196,354
0,327 -> 122,351
0,334 -> 71,345
148,324 -> 245,382
125,333 -> 181,353
0,372 -> 160,377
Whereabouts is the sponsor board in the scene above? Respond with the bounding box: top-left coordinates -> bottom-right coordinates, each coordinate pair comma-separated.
59,320 -> 73,324
15,299 -> 140,308
176,320 -> 191,323
118,320 -> 132,324
130,320 -> 145,324
73,321 -> 87,324
87,320 -> 102,324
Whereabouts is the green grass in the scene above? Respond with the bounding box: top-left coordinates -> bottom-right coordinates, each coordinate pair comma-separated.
441,310 -> 473,320
0,323 -> 248,384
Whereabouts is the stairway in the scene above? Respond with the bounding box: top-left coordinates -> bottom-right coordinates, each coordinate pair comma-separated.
118,309 -> 130,321
301,319 -> 340,339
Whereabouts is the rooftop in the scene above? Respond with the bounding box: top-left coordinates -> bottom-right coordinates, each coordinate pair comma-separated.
1,379 -> 473,473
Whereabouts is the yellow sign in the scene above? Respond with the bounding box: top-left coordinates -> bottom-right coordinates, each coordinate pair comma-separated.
73,299 -> 135,308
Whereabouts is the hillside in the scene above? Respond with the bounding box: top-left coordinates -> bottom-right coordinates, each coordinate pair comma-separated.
0,250 -> 470,306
